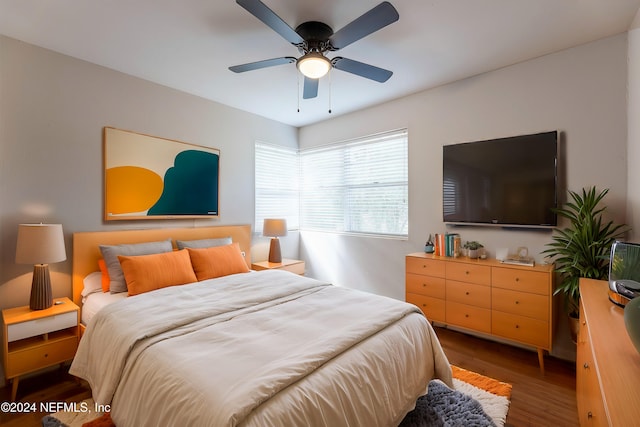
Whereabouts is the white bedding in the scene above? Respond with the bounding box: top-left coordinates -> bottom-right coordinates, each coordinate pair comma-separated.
80,291 -> 127,325
71,270 -> 451,427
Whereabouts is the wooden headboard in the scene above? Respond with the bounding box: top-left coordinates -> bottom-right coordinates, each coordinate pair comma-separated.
72,225 -> 252,307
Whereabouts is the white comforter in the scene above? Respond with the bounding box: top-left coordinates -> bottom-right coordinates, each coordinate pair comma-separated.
70,270 -> 451,427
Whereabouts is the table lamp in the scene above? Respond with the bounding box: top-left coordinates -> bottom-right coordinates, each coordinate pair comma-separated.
15,223 -> 67,310
263,219 -> 287,263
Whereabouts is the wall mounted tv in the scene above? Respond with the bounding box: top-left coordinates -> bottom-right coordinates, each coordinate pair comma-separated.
443,130 -> 558,229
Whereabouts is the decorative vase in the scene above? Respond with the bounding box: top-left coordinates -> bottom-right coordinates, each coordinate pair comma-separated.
624,297 -> 640,354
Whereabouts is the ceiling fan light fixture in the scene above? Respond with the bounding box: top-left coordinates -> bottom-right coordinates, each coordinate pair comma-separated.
297,52 -> 331,79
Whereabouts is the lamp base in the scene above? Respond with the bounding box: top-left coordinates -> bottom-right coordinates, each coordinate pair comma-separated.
268,238 -> 282,263
30,264 -> 53,310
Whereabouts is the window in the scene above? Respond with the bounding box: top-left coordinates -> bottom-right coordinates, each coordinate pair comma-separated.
300,129 -> 408,237
254,142 -> 299,233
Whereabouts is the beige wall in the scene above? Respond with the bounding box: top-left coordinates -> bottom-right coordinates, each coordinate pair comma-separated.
299,34 -> 629,360
0,35 -> 299,312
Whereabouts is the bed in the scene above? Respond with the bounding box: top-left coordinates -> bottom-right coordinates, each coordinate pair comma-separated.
69,225 -> 452,427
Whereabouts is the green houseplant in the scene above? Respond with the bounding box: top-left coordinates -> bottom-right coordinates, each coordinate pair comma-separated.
463,241 -> 484,259
542,187 -> 627,337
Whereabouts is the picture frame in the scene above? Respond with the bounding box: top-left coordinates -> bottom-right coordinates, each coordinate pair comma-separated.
103,127 -> 220,221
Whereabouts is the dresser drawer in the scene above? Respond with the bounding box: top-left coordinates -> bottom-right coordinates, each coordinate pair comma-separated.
6,335 -> 78,378
492,311 -> 549,348
492,267 -> 549,295
406,274 -> 445,298
7,311 -> 77,342
407,293 -> 445,323
576,303 -> 607,426
406,257 -> 446,278
445,263 -> 491,286
492,288 -> 549,320
447,280 -> 491,309
446,301 -> 491,333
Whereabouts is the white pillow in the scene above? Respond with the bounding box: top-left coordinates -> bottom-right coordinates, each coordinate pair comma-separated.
81,271 -> 103,300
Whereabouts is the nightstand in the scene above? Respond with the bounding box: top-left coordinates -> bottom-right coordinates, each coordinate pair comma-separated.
252,259 -> 305,275
2,297 -> 79,401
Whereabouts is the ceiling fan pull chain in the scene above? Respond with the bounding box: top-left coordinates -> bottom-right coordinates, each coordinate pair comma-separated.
328,71 -> 332,114
297,72 -> 301,113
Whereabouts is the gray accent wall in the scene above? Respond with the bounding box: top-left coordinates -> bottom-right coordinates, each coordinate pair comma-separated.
0,35 -> 298,312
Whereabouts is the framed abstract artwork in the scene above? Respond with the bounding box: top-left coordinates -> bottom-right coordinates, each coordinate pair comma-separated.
103,127 -> 220,221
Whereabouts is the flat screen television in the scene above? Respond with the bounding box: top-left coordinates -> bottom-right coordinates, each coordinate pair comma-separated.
443,131 -> 558,228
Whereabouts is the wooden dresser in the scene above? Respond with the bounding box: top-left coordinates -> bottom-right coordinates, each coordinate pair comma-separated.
406,253 -> 554,371
577,278 -> 640,426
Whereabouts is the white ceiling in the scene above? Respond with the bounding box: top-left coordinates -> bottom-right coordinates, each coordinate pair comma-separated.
1,0 -> 639,127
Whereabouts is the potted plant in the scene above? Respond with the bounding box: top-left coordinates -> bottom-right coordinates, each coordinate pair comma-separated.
464,241 -> 484,259
542,186 -> 628,341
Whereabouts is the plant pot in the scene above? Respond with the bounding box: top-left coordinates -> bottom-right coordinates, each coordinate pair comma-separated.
568,314 -> 579,344
468,249 -> 478,259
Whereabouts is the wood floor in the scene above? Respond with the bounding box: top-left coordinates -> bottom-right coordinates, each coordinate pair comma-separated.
1,326 -> 578,427
435,326 -> 579,427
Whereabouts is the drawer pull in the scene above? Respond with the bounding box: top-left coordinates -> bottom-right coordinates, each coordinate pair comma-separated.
583,363 -> 589,369
515,300 -> 520,305
465,271 -> 470,275
44,353 -> 48,358
465,314 -> 469,318
422,283 -> 427,287
515,324 -> 519,329
515,277 -> 520,282
587,412 -> 593,419
465,291 -> 470,296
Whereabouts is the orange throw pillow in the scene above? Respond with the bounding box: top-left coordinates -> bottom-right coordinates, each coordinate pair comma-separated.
118,249 -> 197,296
187,243 -> 250,281
98,259 -> 110,293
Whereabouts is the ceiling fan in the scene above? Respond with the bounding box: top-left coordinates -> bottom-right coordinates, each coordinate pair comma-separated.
229,0 -> 399,99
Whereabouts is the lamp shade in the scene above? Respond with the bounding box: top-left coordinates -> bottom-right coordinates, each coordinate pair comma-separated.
263,219 -> 287,237
16,224 -> 67,265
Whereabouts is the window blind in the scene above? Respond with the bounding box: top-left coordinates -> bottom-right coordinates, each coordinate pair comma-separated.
300,129 -> 408,237
255,142 -> 299,233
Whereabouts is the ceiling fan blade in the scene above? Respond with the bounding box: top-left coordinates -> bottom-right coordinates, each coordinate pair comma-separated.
331,57 -> 393,83
329,2 -> 399,50
236,0 -> 304,45
303,77 -> 319,99
229,57 -> 296,73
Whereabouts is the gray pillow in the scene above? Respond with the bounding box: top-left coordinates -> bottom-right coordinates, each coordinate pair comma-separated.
175,237 -> 232,250
100,239 -> 173,293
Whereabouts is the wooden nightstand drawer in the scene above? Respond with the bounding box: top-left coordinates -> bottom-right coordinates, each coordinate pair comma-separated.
3,297 -> 80,400
492,288 -> 549,320
252,259 -> 305,275
407,293 -> 445,323
406,274 -> 445,298
492,311 -> 549,348
6,332 -> 78,378
446,301 -> 491,333
445,263 -> 491,286
7,311 -> 77,342
492,268 -> 549,295
406,257 -> 446,278
447,280 -> 491,309
279,262 -> 305,275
